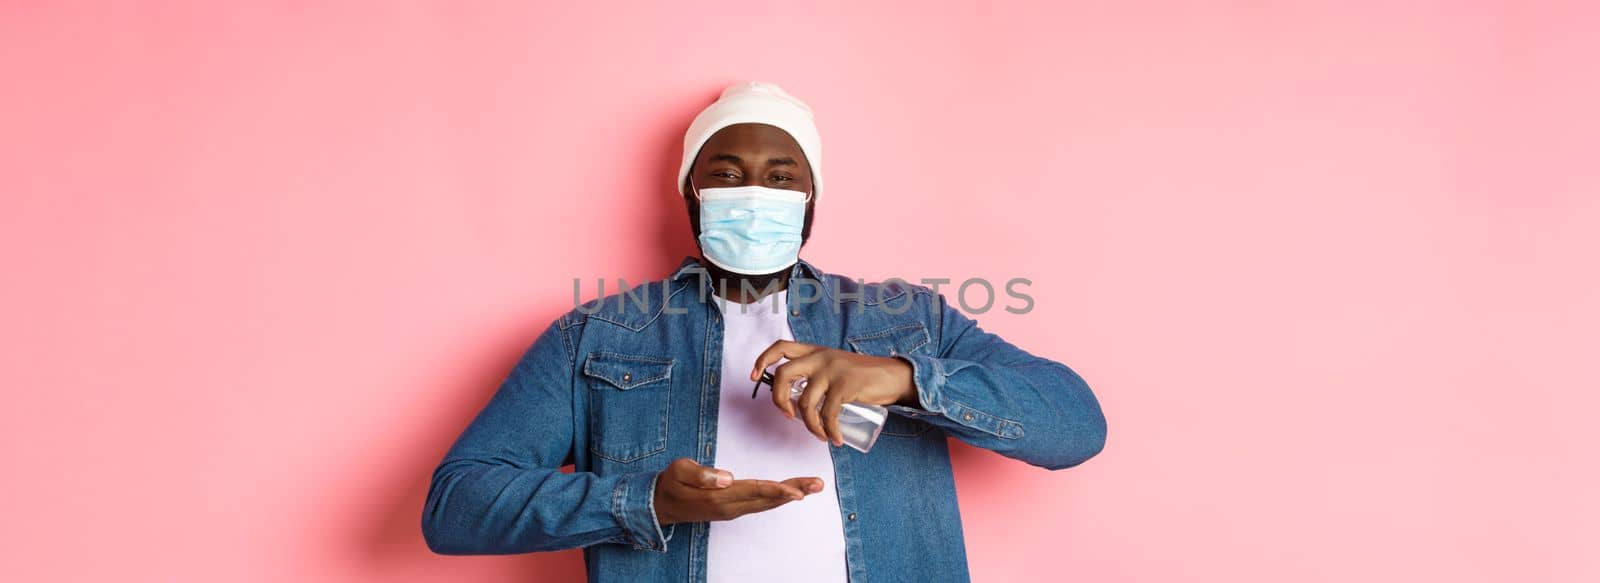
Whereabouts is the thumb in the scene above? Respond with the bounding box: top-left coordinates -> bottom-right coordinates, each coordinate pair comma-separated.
670,457 -> 733,489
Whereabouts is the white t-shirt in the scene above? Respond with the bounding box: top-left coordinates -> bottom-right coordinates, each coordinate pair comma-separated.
706,291 -> 848,582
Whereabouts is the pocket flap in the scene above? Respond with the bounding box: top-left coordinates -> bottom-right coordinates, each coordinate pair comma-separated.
846,323 -> 931,357
582,352 -> 674,390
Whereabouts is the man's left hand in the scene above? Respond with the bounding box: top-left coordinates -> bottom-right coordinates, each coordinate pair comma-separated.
750,340 -> 918,446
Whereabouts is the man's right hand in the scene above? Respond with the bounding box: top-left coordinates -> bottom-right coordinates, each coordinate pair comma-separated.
652,457 -> 824,525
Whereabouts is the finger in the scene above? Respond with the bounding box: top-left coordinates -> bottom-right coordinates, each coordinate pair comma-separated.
754,479 -> 804,501
780,476 -> 825,495
712,479 -> 822,521
770,371 -> 796,420
821,389 -> 848,447
719,479 -> 822,519
721,496 -> 797,520
770,356 -> 822,420
721,479 -> 804,501
769,354 -> 821,420
669,457 -> 732,489
798,375 -> 830,442
750,340 -> 822,381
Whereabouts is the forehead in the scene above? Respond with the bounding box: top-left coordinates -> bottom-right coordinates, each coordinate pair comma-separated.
698,123 -> 808,167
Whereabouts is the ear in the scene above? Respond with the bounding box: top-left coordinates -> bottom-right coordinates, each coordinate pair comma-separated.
685,188 -> 702,238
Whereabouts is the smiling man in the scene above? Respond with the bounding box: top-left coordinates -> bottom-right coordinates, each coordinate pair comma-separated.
422,82 -> 1107,583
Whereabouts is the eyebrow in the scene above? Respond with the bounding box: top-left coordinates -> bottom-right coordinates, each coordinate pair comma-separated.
707,153 -> 799,168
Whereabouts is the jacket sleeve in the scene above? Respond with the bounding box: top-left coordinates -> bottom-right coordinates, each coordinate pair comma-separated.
421,318 -> 674,555
885,293 -> 1107,470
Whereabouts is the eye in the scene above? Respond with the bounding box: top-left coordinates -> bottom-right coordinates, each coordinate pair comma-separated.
712,170 -> 740,181
768,174 -> 793,182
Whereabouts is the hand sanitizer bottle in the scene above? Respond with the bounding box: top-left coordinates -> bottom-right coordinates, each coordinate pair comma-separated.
755,372 -> 888,453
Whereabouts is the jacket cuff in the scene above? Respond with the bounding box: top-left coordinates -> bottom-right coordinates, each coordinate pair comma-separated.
890,353 -> 945,413
888,354 -> 1023,439
611,470 -> 674,552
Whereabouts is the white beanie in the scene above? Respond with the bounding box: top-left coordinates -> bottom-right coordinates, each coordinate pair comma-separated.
676,81 -> 823,201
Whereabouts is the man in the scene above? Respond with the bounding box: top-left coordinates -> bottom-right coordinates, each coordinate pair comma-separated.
422,82 -> 1107,582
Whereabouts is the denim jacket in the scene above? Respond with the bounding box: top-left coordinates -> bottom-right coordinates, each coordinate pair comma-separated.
422,258 -> 1107,582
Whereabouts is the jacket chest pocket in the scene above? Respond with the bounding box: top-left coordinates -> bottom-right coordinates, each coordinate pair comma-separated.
582,352 -> 673,463
846,323 -> 934,438
846,322 -> 930,358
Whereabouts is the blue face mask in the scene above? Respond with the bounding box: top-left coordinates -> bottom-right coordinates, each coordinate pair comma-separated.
693,185 -> 810,275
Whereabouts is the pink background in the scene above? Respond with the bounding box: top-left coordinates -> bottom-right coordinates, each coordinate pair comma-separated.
3,2 -> 1596,581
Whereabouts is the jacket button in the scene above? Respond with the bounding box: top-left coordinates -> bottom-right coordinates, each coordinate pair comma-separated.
705,443 -> 713,456
962,412 -> 974,422
790,308 -> 800,316
847,512 -> 857,521
622,373 -> 632,383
